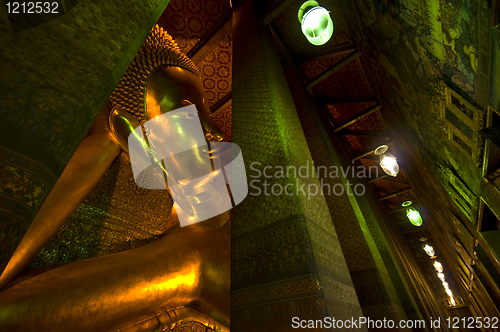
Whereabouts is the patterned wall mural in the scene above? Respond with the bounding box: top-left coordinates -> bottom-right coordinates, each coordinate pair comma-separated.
400,0 -> 479,95
338,0 -> 492,177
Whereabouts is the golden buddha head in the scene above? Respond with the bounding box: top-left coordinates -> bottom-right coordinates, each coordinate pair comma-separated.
109,24 -> 224,143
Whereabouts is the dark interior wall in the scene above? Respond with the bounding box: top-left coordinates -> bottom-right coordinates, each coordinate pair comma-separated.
337,0 -> 491,211
337,0 -> 500,312
0,0 -> 171,271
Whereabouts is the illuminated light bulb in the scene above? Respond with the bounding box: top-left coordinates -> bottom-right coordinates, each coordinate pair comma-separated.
380,155 -> 399,176
433,261 -> 444,273
450,297 -> 457,306
442,281 -> 449,290
438,272 -> 446,282
446,288 -> 453,297
423,244 -> 436,258
298,1 -> 334,46
402,201 -> 423,226
374,145 -> 399,177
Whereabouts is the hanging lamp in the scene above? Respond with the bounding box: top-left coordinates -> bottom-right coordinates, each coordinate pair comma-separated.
374,145 -> 399,177
298,1 -> 334,46
402,201 -> 423,226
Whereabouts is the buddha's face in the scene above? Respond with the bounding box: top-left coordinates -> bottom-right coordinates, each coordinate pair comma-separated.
145,66 -> 224,142
109,65 -> 229,228
136,66 -> 229,228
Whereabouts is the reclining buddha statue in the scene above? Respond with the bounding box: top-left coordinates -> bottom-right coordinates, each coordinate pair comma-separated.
0,25 -> 230,332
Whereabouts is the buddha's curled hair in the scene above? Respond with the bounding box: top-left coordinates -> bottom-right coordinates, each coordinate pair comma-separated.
109,25 -> 200,123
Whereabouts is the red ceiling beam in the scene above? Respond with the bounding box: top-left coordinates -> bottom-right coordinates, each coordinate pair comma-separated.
187,10 -> 232,59
339,130 -> 390,137
297,44 -> 357,64
319,96 -> 377,105
379,187 -> 412,201
209,91 -> 232,115
305,50 -> 360,90
263,0 -> 296,25
333,103 -> 381,133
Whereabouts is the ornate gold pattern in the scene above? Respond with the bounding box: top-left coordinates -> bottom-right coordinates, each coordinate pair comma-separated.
232,276 -> 322,306
30,152 -> 173,268
109,25 -> 200,124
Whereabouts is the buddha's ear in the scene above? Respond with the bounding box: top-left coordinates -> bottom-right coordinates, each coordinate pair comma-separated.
108,105 -> 142,154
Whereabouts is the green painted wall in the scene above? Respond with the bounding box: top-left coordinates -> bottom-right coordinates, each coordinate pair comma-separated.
0,0 -> 170,272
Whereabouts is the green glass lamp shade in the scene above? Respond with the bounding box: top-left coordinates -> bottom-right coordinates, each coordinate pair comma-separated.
300,6 -> 334,46
407,208 -> 423,226
402,201 -> 422,226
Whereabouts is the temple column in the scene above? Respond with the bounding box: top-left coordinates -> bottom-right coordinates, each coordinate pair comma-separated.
231,1 -> 365,331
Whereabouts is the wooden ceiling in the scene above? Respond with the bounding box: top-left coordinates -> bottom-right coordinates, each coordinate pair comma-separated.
158,0 -> 234,140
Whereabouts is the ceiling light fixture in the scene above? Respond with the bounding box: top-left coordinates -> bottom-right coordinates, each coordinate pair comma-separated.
423,244 -> 436,259
433,261 -> 444,273
402,201 -> 423,226
374,145 -> 399,177
298,1 -> 334,46
423,245 -> 458,306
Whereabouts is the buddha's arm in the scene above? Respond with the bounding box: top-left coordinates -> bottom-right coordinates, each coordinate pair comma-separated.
0,210 -> 230,332
0,103 -> 121,289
